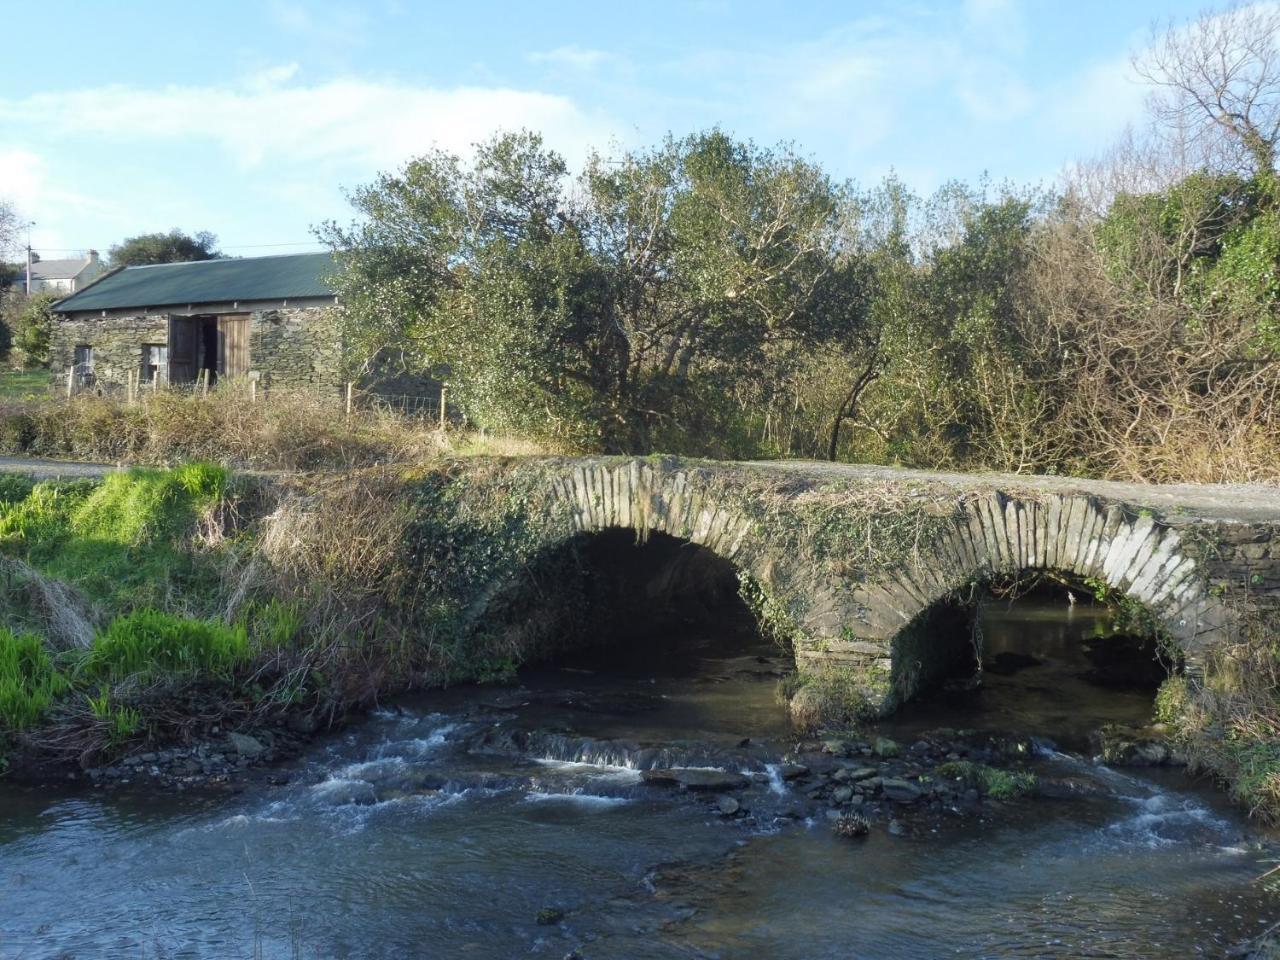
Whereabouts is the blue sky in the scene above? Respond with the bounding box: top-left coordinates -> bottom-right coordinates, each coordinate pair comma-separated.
0,0 -> 1203,258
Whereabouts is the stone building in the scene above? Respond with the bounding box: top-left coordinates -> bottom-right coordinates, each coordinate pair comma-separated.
50,253 -> 342,395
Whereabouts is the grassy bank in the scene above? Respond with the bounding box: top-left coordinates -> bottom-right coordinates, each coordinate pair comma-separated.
0,458 -> 584,769
1156,620 -> 1280,822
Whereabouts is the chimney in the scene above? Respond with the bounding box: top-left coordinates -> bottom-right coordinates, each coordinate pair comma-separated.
87,250 -> 99,262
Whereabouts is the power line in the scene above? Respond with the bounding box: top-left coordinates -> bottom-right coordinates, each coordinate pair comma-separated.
28,240 -> 327,252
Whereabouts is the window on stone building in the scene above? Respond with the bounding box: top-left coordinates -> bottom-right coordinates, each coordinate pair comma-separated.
141,344 -> 168,383
73,345 -> 94,386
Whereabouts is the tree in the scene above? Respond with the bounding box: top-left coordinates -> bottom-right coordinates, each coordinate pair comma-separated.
0,199 -> 18,262
322,129 -> 854,452
107,229 -> 222,267
1136,4 -> 1280,186
1,290 -> 55,367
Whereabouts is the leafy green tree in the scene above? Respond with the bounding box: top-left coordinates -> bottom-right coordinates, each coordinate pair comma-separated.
3,291 -> 56,367
107,229 -> 222,267
322,129 -> 855,452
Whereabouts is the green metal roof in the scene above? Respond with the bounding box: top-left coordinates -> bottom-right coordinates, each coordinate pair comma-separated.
53,253 -> 337,313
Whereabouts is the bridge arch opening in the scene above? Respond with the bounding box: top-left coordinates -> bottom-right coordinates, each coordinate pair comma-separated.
492,527 -> 790,678
888,572 -> 1182,749
482,526 -> 797,743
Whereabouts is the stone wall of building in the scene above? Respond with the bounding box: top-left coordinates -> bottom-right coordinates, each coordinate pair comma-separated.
249,307 -> 344,396
49,313 -> 167,393
49,306 -> 343,397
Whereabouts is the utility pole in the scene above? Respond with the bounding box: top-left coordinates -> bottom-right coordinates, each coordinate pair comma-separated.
24,221 -> 35,296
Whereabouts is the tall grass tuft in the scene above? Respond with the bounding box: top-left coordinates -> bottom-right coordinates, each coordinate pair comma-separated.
0,467 -> 228,616
0,628 -> 67,732
71,464 -> 227,546
84,609 -> 249,684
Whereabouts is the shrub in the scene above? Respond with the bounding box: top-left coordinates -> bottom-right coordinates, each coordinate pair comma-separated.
83,609 -> 249,684
0,628 -> 67,732
935,760 -> 1036,799
779,667 -> 884,730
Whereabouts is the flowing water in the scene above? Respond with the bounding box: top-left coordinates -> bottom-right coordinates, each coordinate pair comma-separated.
0,598 -> 1276,959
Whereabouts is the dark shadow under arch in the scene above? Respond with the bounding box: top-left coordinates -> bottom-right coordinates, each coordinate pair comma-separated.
887,572 -> 1178,742
484,528 -> 772,673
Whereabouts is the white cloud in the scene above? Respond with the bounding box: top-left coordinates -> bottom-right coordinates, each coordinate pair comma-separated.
528,46 -> 613,71
0,70 -> 619,175
0,148 -> 123,252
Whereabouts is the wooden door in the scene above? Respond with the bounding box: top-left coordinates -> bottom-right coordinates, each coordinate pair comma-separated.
167,315 -> 198,384
218,315 -> 250,378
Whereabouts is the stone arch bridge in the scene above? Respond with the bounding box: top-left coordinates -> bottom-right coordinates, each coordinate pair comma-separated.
488,457 -> 1280,712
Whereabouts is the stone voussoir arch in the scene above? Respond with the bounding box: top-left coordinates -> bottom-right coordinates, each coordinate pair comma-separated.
824,490 -> 1232,709
541,457 -> 865,654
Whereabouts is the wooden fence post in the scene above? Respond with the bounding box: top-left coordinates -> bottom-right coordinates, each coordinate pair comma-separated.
65,366 -> 74,400
346,382 -> 354,421
438,386 -> 448,430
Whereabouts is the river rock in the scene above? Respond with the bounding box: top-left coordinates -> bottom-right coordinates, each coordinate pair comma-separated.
641,768 -> 750,791
228,733 -> 266,757
717,795 -> 741,816
872,737 -> 900,758
832,786 -> 854,803
1091,725 -> 1181,767
775,763 -> 808,780
1032,776 -> 1112,800
881,778 -> 923,802
797,753 -> 838,775
842,766 -> 878,781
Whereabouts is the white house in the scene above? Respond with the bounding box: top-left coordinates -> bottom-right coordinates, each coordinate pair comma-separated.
26,252 -> 106,294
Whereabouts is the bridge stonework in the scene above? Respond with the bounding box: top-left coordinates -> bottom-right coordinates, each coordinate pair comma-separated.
534,458 -> 1280,712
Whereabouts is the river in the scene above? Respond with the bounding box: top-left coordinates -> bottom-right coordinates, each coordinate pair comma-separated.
0,594 -> 1275,958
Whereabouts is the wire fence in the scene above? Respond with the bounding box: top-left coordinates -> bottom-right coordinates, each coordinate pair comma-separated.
59,369 -> 455,428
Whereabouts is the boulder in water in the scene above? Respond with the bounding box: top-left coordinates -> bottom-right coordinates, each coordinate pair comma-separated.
641,768 -> 750,791
227,732 -> 266,757
716,795 -> 741,816
872,737 -> 900,758
881,778 -> 924,802
833,814 -> 870,838
1092,725 -> 1181,766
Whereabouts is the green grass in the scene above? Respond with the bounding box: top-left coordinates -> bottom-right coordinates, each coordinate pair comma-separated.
0,465 -> 228,614
0,369 -> 48,400
935,760 -> 1037,799
0,627 -> 68,732
82,608 -> 250,684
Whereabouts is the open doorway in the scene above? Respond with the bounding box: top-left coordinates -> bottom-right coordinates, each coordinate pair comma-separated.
166,314 -> 249,386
